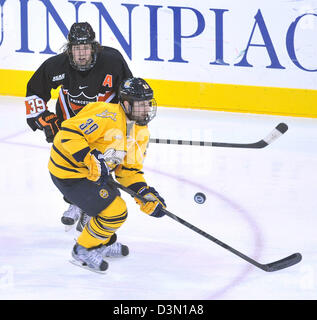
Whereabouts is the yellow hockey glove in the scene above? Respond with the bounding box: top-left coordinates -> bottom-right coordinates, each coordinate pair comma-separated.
135,186 -> 166,218
84,149 -> 110,185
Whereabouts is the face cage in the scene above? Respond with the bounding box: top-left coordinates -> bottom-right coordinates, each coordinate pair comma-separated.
68,43 -> 97,72
124,99 -> 157,126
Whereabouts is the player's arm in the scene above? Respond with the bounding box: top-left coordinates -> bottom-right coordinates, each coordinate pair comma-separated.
114,124 -> 149,187
120,54 -> 133,79
25,62 -> 61,142
109,50 -> 133,103
58,113 -> 116,184
117,169 -> 166,218
115,126 -> 166,218
58,122 -> 109,185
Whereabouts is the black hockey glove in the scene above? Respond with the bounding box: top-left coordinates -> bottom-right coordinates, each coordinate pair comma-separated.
35,110 -> 61,143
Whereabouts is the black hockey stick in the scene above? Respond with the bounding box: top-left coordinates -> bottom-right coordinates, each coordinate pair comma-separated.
149,122 -> 288,149
108,179 -> 302,272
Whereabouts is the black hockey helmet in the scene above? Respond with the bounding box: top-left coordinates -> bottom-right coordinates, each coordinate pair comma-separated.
119,78 -> 157,126
67,22 -> 98,71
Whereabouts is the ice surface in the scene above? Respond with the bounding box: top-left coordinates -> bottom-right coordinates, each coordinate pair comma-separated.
0,96 -> 316,300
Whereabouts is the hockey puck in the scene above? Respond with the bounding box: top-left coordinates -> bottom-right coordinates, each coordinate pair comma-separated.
194,192 -> 206,204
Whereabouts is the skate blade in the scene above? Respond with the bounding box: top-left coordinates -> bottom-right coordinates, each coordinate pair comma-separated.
69,259 -> 107,274
65,224 -> 75,232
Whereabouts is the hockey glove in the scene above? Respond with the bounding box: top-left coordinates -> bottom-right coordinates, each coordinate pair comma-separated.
84,149 -> 110,186
35,110 -> 61,143
135,186 -> 166,218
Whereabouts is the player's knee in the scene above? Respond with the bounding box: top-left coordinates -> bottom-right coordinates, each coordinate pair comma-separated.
100,196 -> 127,216
98,196 -> 128,227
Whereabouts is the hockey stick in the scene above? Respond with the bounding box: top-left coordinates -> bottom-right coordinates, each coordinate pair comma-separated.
108,179 -> 302,272
149,122 -> 288,149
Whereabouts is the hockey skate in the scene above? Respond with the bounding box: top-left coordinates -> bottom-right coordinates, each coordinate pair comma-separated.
76,212 -> 91,232
97,242 -> 129,258
70,243 -> 108,273
61,204 -> 83,232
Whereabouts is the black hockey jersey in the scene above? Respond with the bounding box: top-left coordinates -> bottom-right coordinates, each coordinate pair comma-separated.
25,46 -> 132,131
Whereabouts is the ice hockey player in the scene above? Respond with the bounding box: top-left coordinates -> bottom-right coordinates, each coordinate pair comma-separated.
25,22 -> 133,231
48,77 -> 166,272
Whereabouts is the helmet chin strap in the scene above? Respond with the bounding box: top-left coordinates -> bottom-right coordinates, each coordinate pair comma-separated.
120,101 -> 132,118
120,101 -> 148,125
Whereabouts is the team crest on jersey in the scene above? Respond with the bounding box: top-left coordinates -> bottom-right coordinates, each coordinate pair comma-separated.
123,80 -> 131,88
99,189 -> 109,199
96,110 -> 117,121
67,91 -> 98,107
52,73 -> 65,82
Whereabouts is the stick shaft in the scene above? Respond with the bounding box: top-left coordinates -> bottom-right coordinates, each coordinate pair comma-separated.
108,178 -> 301,272
108,179 -> 264,270
149,123 -> 288,149
149,138 -> 267,149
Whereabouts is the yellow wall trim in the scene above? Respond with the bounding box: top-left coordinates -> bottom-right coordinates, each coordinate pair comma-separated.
1,69 -> 316,118
148,79 -> 317,118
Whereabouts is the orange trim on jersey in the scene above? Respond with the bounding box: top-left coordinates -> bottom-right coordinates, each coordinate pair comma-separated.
98,91 -> 114,102
70,102 -> 84,111
58,94 -> 67,120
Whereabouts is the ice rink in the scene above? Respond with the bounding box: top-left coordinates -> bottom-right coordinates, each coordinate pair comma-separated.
0,96 -> 316,300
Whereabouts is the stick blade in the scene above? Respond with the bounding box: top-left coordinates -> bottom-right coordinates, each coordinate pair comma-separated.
262,122 -> 288,146
262,253 -> 302,272
276,122 -> 288,134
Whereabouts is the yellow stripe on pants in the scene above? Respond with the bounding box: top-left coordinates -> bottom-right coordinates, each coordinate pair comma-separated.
77,196 -> 128,248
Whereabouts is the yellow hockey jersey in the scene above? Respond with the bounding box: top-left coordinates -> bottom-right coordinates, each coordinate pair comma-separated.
48,101 -> 150,188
